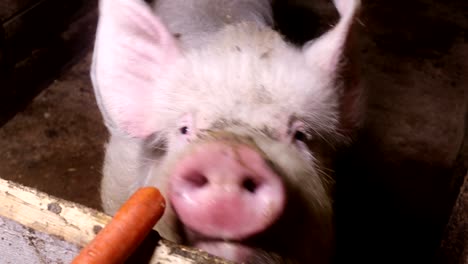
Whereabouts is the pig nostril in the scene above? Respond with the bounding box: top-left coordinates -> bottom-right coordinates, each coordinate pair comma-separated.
185,172 -> 208,188
242,178 -> 258,193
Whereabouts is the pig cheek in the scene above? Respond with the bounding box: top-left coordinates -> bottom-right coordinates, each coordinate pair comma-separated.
169,134 -> 189,151
155,200 -> 183,243
143,156 -> 184,243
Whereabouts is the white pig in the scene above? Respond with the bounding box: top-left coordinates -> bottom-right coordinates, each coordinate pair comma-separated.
91,0 -> 361,263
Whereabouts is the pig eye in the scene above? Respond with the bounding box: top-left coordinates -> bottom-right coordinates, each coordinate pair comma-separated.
179,126 -> 189,135
293,130 -> 307,143
290,120 -> 309,146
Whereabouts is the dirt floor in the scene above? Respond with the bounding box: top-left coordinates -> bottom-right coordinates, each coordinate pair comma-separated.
0,0 -> 466,263
0,52 -> 107,210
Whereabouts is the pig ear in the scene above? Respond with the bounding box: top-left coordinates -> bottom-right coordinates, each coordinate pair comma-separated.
91,0 -> 180,138
304,0 -> 360,73
304,0 -> 362,132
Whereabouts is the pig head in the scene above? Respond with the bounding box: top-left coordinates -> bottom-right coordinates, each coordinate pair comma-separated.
91,0 -> 361,263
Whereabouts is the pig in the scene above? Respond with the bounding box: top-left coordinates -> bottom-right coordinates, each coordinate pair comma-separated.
91,0 -> 362,263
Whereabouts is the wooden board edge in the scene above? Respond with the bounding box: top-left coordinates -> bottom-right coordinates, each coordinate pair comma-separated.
0,177 -> 233,263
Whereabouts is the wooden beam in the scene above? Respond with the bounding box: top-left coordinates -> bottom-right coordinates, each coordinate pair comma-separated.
0,178 -> 232,263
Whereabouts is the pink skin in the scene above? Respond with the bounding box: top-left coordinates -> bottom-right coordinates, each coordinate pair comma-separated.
168,141 -> 285,261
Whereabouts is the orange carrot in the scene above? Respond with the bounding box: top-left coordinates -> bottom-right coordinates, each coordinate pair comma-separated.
72,187 -> 166,264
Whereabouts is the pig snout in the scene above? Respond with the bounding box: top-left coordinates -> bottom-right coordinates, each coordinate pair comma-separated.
168,141 -> 285,241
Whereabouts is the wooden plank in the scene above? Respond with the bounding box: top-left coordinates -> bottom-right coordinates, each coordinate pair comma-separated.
0,216 -> 81,263
0,177 -> 110,246
0,178 -> 232,263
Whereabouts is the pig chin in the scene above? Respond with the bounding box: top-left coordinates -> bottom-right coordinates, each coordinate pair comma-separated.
194,239 -> 254,263
184,229 -> 283,264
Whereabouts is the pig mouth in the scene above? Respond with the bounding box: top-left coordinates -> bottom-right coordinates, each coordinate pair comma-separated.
185,229 -> 285,264
185,230 -> 254,262
192,239 -> 288,264
194,239 -> 255,263
184,228 -> 259,262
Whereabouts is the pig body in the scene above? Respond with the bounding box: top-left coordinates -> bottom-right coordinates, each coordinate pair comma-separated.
92,0 -> 361,263
154,0 -> 274,49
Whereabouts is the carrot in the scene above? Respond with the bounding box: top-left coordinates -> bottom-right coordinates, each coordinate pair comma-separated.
72,187 -> 166,264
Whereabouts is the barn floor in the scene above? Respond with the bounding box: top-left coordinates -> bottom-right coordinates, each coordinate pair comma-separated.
0,52 -> 106,210
0,0 -> 466,263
